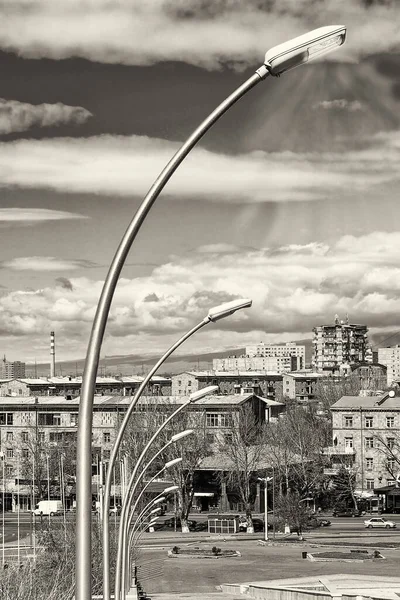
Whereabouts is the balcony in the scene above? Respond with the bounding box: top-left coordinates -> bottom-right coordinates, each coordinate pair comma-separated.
323,446 -> 355,456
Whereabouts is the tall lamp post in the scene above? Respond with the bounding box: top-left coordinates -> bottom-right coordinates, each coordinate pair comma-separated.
102,303 -> 248,600
75,25 -> 347,600
258,476 -> 273,542
0,451 -> 4,566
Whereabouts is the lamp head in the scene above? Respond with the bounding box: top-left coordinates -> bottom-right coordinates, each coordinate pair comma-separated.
171,430 -> 193,443
163,485 -> 179,494
264,26 -> 346,76
153,496 -> 166,505
164,457 -> 182,469
207,298 -> 252,323
189,385 -> 218,403
150,507 -> 162,515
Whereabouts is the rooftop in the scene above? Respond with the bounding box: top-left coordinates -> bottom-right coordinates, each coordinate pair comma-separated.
331,393 -> 400,410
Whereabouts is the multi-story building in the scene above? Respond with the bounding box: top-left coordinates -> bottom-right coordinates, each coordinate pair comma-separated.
327,391 -> 400,510
246,342 -> 305,361
313,316 -> 368,375
282,371 -> 324,402
212,354 -> 302,373
0,391 -> 284,512
1,357 -> 25,379
0,375 -> 171,398
378,346 -> 400,386
170,371 -> 283,401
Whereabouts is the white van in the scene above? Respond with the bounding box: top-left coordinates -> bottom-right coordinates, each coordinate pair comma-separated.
32,500 -> 63,516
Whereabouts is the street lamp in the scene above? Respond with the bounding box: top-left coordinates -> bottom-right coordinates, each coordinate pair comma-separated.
101,303 -> 226,600
0,451 -> 4,566
258,476 -> 273,542
75,25 -> 346,600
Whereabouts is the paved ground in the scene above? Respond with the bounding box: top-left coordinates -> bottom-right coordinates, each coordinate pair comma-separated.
137,533 -> 400,598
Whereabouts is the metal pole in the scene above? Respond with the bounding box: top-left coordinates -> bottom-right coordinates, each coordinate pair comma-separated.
116,403 -> 190,600
103,319 -> 207,599
76,66 -> 268,600
272,467 -> 276,540
264,481 -> 268,542
47,454 -> 50,526
1,453 -> 4,566
17,453 -> 20,565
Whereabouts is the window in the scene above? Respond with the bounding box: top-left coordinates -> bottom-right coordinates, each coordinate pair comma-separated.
365,417 -> 373,428
103,449 -> 111,460
6,448 -> 13,458
103,432 -> 111,443
365,437 -> 374,449
187,381 -> 191,387
22,449 -> 29,458
219,414 -> 232,428
21,432 -> 28,442
178,380 -> 181,386
70,413 -> 78,426
387,458 -> 396,471
206,413 -> 219,427
344,415 -> 353,427
50,432 -> 63,443
38,431 -> 45,443
6,466 -> 13,476
206,433 -> 215,445
366,479 -> 374,490
38,413 -> 62,426
366,458 -> 373,471
387,479 -> 396,486
6,432 -> 13,441
344,437 -> 353,448
0,413 -> 13,425
386,416 -> 395,428
18,389 -> 22,395
387,437 -> 395,449
224,433 -> 233,444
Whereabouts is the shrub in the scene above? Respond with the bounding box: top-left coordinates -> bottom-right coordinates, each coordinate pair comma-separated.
172,546 -> 180,554
211,546 -> 221,555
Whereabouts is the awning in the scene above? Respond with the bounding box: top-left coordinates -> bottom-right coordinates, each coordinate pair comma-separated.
354,490 -> 375,499
194,492 -> 214,498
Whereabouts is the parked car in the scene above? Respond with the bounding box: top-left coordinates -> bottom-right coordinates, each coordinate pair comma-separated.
364,517 -> 396,529
332,508 -> 362,517
109,505 -> 122,516
154,517 -> 198,531
238,517 -> 267,532
308,517 -> 331,528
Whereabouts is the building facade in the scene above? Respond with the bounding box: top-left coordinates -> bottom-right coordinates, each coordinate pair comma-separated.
328,392 -> 400,495
0,375 -> 171,398
212,354 -> 302,373
0,392 -> 284,512
313,317 -> 368,375
378,346 -> 400,386
246,342 -> 305,360
1,358 -> 26,379
282,371 -> 324,402
170,371 -> 283,401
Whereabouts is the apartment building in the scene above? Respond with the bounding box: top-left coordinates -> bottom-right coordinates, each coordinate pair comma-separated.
378,346 -> 400,386
313,316 -> 368,375
0,375 -> 171,398
1,357 -> 25,379
282,371 -> 324,402
0,391 -> 283,511
212,354 -> 302,373
170,371 -> 283,401
246,342 -> 305,360
328,392 -> 400,503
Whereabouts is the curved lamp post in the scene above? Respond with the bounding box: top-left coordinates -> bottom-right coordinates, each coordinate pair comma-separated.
115,386 -> 218,599
75,25 -> 347,600
101,301 -> 244,600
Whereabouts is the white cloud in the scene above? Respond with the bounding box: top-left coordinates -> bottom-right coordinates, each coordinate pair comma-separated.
2,257 -> 95,271
0,208 -> 88,223
0,132 -> 398,203
0,99 -> 92,134
313,99 -> 364,111
3,230 -> 400,361
0,1 -> 398,69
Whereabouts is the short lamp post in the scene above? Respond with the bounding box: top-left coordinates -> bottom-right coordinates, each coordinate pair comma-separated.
258,476 -> 273,541
75,25 -> 347,600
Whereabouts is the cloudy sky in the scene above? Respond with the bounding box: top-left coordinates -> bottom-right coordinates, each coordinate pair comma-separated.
1,0 -> 400,369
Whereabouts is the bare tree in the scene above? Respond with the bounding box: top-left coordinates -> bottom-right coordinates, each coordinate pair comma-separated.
216,404 -> 268,533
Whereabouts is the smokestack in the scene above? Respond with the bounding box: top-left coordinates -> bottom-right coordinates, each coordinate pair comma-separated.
50,330 -> 56,378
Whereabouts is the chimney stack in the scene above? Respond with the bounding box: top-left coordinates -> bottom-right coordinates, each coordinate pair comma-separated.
50,330 -> 56,378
